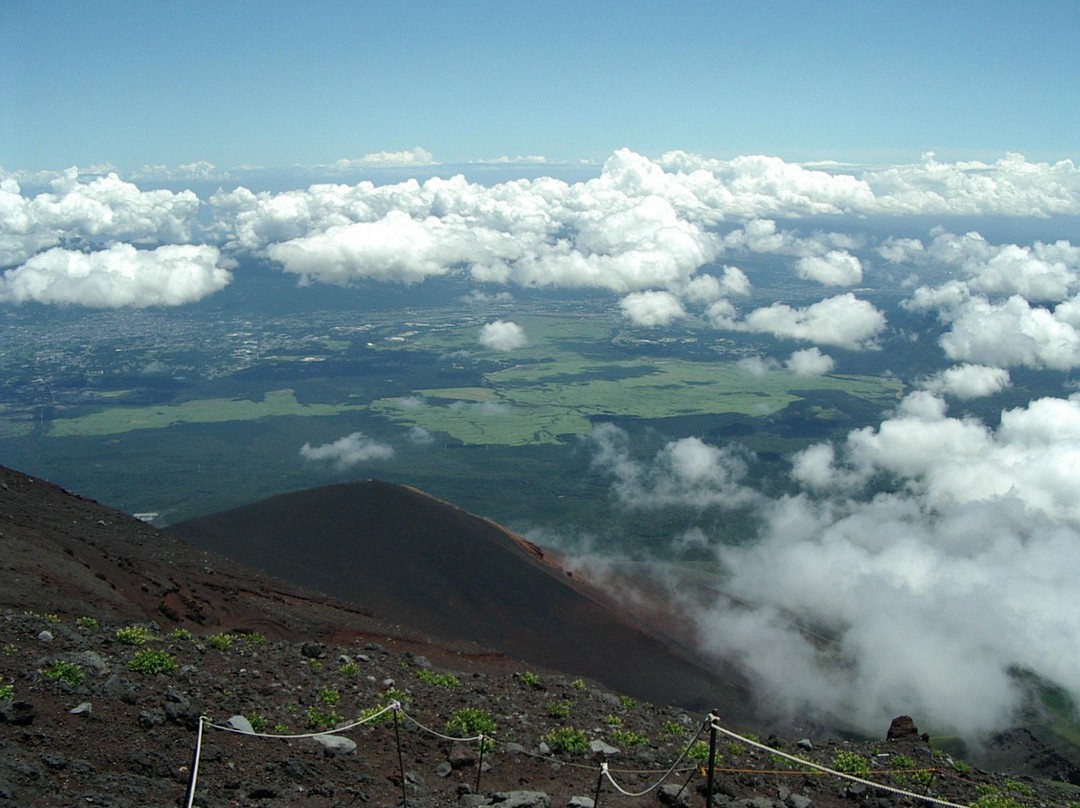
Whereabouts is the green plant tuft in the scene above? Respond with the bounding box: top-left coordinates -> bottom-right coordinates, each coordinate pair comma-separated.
305,706 -> 343,731
686,740 -> 720,765
417,668 -> 460,688
116,625 -> 151,645
519,671 -> 541,688
76,616 -> 99,629
339,661 -> 360,676
128,649 -> 177,675
318,686 -> 340,705
547,700 -> 573,719
207,633 -> 233,651
0,683 -> 13,701
45,660 -> 84,684
542,726 -> 588,754
659,720 -> 684,737
446,707 -> 497,738
609,728 -> 649,747
831,750 -> 870,774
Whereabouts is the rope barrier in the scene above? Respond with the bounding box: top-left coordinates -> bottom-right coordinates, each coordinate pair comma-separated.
202,701 -> 399,739
180,697 -> 985,808
397,705 -> 485,743
601,716 -> 709,797
707,716 -> 968,808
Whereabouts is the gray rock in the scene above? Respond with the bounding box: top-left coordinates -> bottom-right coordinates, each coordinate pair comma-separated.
589,739 -> 619,756
300,641 -> 324,659
163,686 -> 189,705
461,795 -> 491,808
225,715 -> 254,733
658,784 -> 691,808
36,630 -> 53,643
0,701 -> 36,726
450,742 -> 478,769
537,741 -> 551,756
787,795 -> 813,808
568,798 -> 594,808
504,742 -> 526,756
745,798 -> 776,808
797,738 -> 813,751
411,655 -> 433,668
492,791 -> 552,808
137,709 -> 164,729
102,674 -> 137,704
310,733 -> 356,756
435,761 -> 453,777
69,702 -> 92,716
164,699 -> 199,730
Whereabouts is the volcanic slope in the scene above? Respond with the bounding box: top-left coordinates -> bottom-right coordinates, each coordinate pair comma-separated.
169,479 -> 752,715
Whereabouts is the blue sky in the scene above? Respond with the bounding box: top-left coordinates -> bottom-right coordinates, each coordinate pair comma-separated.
3,0 -> 1078,172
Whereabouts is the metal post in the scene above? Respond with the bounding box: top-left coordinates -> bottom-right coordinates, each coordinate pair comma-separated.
393,707 -> 407,808
705,714 -> 718,808
593,765 -> 605,808
476,735 -> 485,794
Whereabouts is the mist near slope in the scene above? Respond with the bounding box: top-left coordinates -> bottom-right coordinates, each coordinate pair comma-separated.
577,392 -> 1080,739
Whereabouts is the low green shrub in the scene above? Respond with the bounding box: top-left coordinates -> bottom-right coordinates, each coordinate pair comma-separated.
128,649 -> 177,675
831,750 -> 869,774
116,626 -> 151,645
45,660 -> 84,684
207,633 -> 233,651
446,707 -> 497,737
519,671 -> 541,688
305,706 -> 343,730
318,686 -> 340,705
542,726 -> 588,754
609,728 -> 649,747
547,700 -> 572,719
0,683 -> 13,701
417,668 -> 460,688
686,740 -> 719,765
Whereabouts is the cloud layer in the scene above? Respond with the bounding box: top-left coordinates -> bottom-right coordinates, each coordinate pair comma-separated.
587,390 -> 1080,737
0,243 -> 231,307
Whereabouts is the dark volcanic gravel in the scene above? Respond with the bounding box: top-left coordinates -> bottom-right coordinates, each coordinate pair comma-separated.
3,611 -> 1079,808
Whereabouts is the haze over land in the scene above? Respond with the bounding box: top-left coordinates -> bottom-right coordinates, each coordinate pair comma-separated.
3,0 -> 1080,750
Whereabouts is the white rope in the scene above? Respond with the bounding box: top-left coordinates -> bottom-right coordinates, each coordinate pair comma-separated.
397,705 -> 485,743
182,715 -> 207,808
203,701 -> 398,740
600,717 -> 708,797
708,716 -> 967,808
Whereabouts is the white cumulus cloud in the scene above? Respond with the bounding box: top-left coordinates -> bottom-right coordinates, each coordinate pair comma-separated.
299,432 -> 394,469
478,319 -> 528,351
785,347 -> 835,376
921,364 -> 1011,399
619,290 -> 687,327
725,293 -> 886,350
0,243 -> 231,307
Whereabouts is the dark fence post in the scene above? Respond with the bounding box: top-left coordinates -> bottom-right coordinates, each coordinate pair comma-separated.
705,714 -> 718,808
